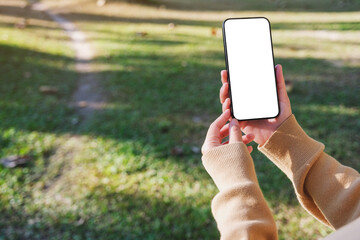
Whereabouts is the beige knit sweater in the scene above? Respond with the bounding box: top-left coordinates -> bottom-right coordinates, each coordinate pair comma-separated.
202,115 -> 360,240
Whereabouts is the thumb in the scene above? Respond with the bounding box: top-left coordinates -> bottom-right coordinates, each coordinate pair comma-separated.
229,118 -> 243,144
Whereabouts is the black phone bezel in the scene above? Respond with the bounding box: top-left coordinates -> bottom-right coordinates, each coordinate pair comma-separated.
222,17 -> 280,121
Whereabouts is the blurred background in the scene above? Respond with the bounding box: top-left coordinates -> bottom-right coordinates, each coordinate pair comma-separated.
0,0 -> 359,239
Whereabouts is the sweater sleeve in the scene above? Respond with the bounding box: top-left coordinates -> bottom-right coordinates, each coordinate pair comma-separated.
202,143 -> 278,240
259,115 -> 360,229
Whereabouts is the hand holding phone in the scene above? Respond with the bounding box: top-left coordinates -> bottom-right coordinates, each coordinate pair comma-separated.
220,64 -> 293,146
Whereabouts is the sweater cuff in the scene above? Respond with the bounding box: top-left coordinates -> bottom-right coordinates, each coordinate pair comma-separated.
202,142 -> 256,192
258,115 -> 325,191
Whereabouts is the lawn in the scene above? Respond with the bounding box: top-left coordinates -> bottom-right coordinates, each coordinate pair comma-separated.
0,0 -> 359,239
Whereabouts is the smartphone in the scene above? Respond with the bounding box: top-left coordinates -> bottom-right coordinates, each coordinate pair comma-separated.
223,17 -> 279,121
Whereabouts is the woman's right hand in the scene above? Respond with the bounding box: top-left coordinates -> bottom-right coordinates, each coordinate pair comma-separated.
219,64 -> 292,146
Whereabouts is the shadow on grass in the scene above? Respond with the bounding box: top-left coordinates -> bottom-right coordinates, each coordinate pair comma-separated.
32,13 -> 360,31
1,4 -> 360,30
0,187 -> 218,239
138,0 -> 360,12
39,0 -> 360,12
0,21 -> 62,31
0,43 -> 77,133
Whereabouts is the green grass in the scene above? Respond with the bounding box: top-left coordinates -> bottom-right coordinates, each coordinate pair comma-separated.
1,0 -> 359,239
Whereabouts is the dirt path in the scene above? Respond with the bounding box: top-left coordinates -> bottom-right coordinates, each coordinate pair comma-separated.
28,2 -> 107,191
32,2 -> 106,126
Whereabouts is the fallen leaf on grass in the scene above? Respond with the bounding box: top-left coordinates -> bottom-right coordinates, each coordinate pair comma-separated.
211,28 -> 217,36
171,146 -> 184,156
168,23 -> 176,30
15,19 -> 28,29
1,155 -> 32,168
136,32 -> 148,37
78,101 -> 88,108
39,86 -> 59,95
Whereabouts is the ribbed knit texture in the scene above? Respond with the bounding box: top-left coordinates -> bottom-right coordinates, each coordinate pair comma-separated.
203,143 -> 277,240
259,115 -> 360,229
202,114 -> 360,239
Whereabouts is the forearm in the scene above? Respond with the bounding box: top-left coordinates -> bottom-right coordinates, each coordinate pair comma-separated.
211,181 -> 277,240
259,115 -> 360,229
203,143 -> 278,240
305,152 -> 360,228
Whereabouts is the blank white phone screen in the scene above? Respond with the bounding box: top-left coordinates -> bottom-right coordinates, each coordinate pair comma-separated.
223,18 -> 279,120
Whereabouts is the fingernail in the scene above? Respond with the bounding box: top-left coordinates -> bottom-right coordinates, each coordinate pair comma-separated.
229,118 -> 237,128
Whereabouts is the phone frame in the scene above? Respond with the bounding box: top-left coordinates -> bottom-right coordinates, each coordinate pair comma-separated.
222,17 -> 280,121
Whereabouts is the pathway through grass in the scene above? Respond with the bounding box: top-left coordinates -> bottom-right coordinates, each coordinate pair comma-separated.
33,1 -> 106,125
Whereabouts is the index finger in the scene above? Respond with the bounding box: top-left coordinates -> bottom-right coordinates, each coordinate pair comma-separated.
202,109 -> 231,154
221,70 -> 228,84
205,109 -> 231,140
275,64 -> 289,102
